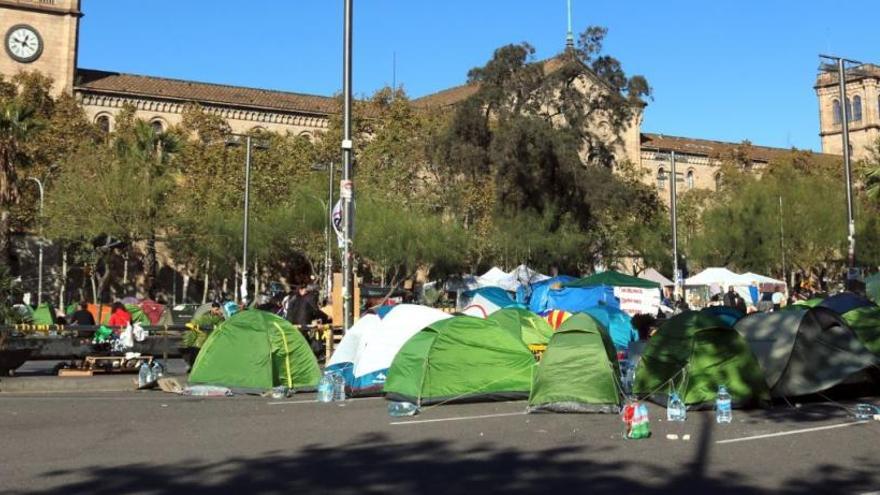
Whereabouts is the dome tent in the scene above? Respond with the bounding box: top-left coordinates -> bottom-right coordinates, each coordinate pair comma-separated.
701,305 -> 745,327
735,307 -> 877,397
384,315 -> 535,405
528,313 -> 622,413
582,305 -> 638,350
326,304 -> 451,395
818,293 -> 880,354
487,307 -> 554,347
633,311 -> 770,408
189,310 -> 320,391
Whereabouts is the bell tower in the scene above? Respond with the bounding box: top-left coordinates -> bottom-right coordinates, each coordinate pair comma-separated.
0,0 -> 82,96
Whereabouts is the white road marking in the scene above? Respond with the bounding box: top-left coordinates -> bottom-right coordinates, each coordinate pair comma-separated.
268,396 -> 383,405
390,411 -> 525,425
716,420 -> 871,445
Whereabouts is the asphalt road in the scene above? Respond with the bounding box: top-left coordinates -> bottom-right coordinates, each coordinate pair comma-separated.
1,391 -> 879,494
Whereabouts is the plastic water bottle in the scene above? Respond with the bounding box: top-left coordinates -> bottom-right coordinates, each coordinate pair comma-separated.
137,362 -> 152,388
715,385 -> 732,424
332,372 -> 346,402
317,371 -> 334,403
150,361 -> 164,380
667,392 -> 686,422
387,401 -> 419,417
619,359 -> 633,395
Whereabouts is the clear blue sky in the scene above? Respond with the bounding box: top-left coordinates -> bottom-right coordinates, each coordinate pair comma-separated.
78,0 -> 879,152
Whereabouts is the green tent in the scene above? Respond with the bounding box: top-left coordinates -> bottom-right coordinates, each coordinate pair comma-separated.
384,315 -> 536,405
487,307 -> 554,347
189,310 -> 321,391
839,306 -> 880,355
565,271 -> 660,289
32,303 -> 55,325
528,313 -> 622,413
633,311 -> 770,408
790,298 -> 823,309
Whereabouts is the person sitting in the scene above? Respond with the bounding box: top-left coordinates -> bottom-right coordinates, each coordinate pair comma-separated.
108,301 -> 131,327
69,301 -> 95,326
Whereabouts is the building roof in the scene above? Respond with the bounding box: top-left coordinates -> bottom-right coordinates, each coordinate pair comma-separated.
74,69 -> 338,116
815,63 -> 880,88
640,133 -> 800,163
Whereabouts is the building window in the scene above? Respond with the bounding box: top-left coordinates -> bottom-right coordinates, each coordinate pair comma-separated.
95,115 -> 110,133
853,95 -> 862,121
714,172 -> 723,191
686,170 -> 695,190
151,120 -> 164,134
657,167 -> 667,190
833,99 -> 841,124
845,97 -> 852,121
848,144 -> 854,157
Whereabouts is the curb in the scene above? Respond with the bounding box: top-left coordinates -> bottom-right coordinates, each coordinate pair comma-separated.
0,374 -> 187,394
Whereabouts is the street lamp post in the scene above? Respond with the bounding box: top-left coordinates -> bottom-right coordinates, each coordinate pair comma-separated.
341,0 -> 355,331
27,177 -> 44,306
820,54 -> 861,278
226,134 -> 265,305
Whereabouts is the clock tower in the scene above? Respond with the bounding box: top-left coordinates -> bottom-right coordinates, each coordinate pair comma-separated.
0,0 -> 81,96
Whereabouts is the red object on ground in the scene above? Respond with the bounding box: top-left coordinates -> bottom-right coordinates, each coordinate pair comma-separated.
108,308 -> 131,327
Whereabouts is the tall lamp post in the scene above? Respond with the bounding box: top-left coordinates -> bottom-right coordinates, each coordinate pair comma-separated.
27,177 -> 44,306
341,0 -> 355,331
226,134 -> 267,304
820,54 -> 862,279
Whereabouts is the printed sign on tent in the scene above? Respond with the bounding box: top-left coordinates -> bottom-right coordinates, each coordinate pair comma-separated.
614,287 -> 661,317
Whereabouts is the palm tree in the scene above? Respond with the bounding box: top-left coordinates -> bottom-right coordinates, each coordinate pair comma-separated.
0,101 -> 41,265
113,119 -> 180,293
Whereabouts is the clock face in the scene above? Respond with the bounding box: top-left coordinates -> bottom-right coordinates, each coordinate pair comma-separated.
5,25 -> 43,63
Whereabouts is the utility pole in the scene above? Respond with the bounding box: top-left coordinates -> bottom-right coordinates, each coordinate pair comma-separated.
241,135 -> 252,305
341,0 -> 355,331
820,54 -> 860,276
326,162 -> 334,303
779,196 -> 786,285
670,151 -> 681,298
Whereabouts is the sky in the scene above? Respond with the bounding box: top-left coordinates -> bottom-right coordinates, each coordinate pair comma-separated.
77,0 -> 880,152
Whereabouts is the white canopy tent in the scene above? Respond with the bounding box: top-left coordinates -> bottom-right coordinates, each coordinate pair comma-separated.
476,265 -> 549,292
741,272 -> 786,286
684,267 -> 753,287
639,268 -> 674,287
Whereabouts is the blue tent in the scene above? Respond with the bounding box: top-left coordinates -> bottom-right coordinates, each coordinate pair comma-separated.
519,275 -> 577,312
582,305 -> 638,350
545,286 -> 618,314
819,292 -> 874,315
701,306 -> 745,327
461,286 -> 520,311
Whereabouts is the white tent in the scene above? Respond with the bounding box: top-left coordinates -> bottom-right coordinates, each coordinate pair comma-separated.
330,304 -> 452,395
507,264 -> 550,290
684,267 -> 752,287
741,272 -> 786,286
477,267 -> 510,288
639,268 -> 674,287
326,314 -> 382,369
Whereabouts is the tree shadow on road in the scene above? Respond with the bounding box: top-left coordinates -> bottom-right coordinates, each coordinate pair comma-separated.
18,414 -> 880,495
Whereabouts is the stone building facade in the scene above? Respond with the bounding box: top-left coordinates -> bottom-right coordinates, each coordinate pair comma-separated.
816,64 -> 880,161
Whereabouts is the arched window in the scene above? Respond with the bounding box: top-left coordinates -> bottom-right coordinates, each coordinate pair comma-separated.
714,172 -> 723,191
657,167 -> 667,190
833,99 -> 841,124
151,120 -> 164,134
853,95 -> 862,121
845,97 -> 852,121
848,144 -> 854,157
686,170 -> 695,190
95,115 -> 110,133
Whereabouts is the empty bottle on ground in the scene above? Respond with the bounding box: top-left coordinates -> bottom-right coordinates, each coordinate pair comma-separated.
387,401 -> 419,417
332,372 -> 346,401
667,391 -> 686,422
715,385 -> 732,424
138,362 -> 152,388
317,371 -> 335,403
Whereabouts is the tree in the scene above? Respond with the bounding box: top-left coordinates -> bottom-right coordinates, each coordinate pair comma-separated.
0,75 -> 44,265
